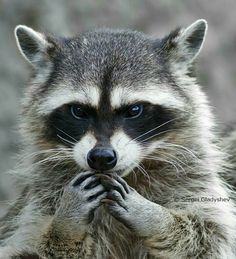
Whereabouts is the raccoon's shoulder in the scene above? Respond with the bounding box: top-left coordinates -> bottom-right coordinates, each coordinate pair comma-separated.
220,127 -> 236,188
222,126 -> 236,157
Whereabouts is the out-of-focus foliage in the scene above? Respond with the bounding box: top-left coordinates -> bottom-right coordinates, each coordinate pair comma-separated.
0,0 -> 236,216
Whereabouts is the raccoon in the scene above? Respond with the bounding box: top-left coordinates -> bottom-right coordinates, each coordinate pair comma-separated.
0,19 -> 236,258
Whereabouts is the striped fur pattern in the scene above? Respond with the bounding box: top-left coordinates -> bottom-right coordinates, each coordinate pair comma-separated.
0,20 -> 236,258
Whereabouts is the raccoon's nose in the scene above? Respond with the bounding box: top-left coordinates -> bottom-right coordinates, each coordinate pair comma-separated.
87,148 -> 117,171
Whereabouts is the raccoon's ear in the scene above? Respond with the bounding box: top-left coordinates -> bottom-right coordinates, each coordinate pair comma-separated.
160,19 -> 207,69
14,25 -> 56,67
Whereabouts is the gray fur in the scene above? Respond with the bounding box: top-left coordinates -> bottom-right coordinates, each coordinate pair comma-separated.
0,20 -> 236,258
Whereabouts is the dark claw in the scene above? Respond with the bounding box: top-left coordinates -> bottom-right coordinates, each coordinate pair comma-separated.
113,174 -> 130,194
72,172 -> 94,187
100,177 -> 126,199
87,190 -> 106,202
84,178 -> 100,190
107,191 -> 128,211
97,174 -> 130,194
101,198 -> 116,205
87,208 -> 96,223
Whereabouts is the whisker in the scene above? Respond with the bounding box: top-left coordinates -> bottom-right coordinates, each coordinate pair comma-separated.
10,151 -> 74,181
133,161 -> 151,187
17,148 -> 72,162
157,152 -> 187,174
161,143 -> 199,160
139,162 -> 151,186
140,155 -> 180,174
151,148 -> 190,166
31,154 -> 72,168
57,134 -> 76,146
156,145 -> 188,160
140,141 -> 199,162
131,168 -> 138,185
139,129 -> 177,143
55,127 -> 78,142
129,117 -> 181,143
168,143 -> 199,158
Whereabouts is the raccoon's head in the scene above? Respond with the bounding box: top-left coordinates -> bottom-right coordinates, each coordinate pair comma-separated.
15,20 -> 208,177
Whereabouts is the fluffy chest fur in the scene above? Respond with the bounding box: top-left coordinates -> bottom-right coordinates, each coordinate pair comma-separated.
93,208 -> 149,259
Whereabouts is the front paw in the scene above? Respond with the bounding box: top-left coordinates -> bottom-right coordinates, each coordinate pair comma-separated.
100,175 -> 170,237
56,171 -> 107,228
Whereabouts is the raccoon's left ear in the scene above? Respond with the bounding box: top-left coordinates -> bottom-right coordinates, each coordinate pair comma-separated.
159,19 -> 207,70
14,25 -> 57,68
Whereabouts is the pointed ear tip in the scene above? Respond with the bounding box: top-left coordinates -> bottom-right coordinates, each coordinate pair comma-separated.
14,24 -> 28,32
14,25 -> 30,37
193,19 -> 208,31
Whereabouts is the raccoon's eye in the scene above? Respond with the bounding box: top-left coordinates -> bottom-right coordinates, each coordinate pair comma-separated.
125,104 -> 143,119
70,105 -> 88,119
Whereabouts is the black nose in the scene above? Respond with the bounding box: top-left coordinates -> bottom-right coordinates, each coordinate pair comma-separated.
87,148 -> 117,171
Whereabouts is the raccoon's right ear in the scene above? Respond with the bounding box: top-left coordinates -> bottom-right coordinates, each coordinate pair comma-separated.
14,25 -> 57,67
158,19 -> 207,71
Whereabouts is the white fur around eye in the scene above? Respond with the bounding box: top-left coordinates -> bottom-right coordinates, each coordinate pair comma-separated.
110,85 -> 185,110
38,85 -> 101,115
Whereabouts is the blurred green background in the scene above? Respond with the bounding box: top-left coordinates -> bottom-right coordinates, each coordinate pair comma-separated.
0,0 -> 236,216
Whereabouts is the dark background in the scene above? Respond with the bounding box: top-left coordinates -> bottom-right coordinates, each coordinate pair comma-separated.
0,0 -> 236,216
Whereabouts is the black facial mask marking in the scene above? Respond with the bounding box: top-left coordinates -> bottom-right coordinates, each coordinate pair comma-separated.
46,101 -> 176,147
122,103 -> 175,143
46,104 -> 92,147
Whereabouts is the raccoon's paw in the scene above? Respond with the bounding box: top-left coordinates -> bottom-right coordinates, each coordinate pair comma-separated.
100,174 -> 168,237
56,171 -> 107,227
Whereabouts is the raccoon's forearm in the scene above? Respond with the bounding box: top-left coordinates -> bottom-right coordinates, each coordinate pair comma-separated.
35,171 -> 105,258
0,172 -> 105,258
101,175 -> 231,259
0,211 -> 95,258
0,208 -> 93,259
37,217 -> 94,259
144,211 -> 228,259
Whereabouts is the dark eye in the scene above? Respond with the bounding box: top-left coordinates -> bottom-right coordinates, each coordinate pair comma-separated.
124,104 -> 143,118
70,105 -> 88,119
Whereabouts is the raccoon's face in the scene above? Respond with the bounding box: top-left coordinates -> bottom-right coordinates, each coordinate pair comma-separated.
15,20 -> 207,177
